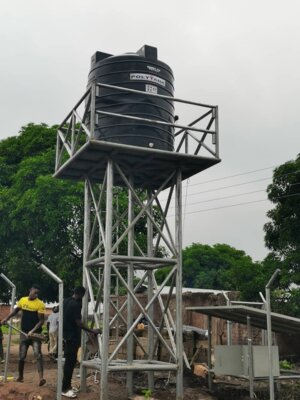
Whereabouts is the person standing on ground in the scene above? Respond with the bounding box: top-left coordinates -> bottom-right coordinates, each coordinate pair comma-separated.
0,284 -> 46,386
47,305 -> 59,360
62,286 -> 99,399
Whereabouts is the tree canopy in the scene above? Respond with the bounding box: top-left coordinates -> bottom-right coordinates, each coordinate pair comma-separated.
264,154 -> 300,315
0,123 -> 84,301
156,242 -> 265,300
0,123 -> 164,302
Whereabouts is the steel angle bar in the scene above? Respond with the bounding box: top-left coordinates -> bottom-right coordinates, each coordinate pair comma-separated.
112,267 -> 176,332
153,274 -> 175,355
109,271 -> 148,328
71,114 -> 76,154
87,178 -> 107,258
147,188 -> 154,390
111,263 -> 176,356
87,179 -> 106,254
38,265 -> 63,400
150,271 -> 177,356
186,129 -> 216,157
111,208 -> 146,257
89,84 -> 96,139
215,106 -> 219,158
73,101 -> 91,137
55,142 -> 67,172
84,268 -> 103,357
174,109 -> 213,137
153,185 -> 175,255
112,255 -> 177,264
100,159 -> 114,400
110,264 -> 177,361
108,363 -> 178,372
175,169 -> 184,399
64,118 -> 73,153
127,175 -> 134,396
90,270 -> 101,286
152,271 -> 189,369
56,130 -> 71,166
96,109 -> 215,135
185,132 -> 189,154
89,271 -> 104,325
58,87 -> 91,129
109,300 -> 148,357
108,311 -> 145,362
114,163 -> 177,256
81,180 -> 91,391
96,82 -> 216,109
57,129 -> 72,156
109,306 -> 175,364
55,132 -> 61,171
176,132 -> 187,153
194,117 -> 215,155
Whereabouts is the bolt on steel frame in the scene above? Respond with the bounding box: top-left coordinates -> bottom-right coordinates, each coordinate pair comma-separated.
54,82 -> 220,400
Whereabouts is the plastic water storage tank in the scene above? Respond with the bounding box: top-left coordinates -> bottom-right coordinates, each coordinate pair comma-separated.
87,45 -> 175,151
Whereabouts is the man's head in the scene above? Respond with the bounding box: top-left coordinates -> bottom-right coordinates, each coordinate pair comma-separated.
73,286 -> 86,300
28,284 -> 41,300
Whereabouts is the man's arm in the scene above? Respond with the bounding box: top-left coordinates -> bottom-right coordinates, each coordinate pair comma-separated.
75,319 -> 100,335
0,307 -> 21,324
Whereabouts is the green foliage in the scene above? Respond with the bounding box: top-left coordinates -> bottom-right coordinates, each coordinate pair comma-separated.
155,242 -> 264,300
0,123 -> 164,302
264,154 -> 300,316
141,388 -> 152,399
279,359 -> 295,370
0,123 -> 84,301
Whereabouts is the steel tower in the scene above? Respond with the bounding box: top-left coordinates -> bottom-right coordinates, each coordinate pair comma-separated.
55,80 -> 220,399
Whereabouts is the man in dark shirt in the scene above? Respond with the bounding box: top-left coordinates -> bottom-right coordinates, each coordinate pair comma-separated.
0,284 -> 46,386
62,286 -> 99,398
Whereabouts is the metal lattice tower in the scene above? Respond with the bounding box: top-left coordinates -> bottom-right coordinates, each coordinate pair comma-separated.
55,80 -> 220,400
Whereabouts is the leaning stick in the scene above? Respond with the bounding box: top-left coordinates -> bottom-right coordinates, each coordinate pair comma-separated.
4,322 -> 47,342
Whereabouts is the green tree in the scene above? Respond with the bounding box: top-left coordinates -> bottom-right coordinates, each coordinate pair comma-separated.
156,243 -> 265,300
0,123 -> 84,301
0,123 -> 164,301
264,154 -> 300,316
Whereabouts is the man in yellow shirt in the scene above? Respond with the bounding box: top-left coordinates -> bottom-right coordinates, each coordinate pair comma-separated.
1,284 -> 46,386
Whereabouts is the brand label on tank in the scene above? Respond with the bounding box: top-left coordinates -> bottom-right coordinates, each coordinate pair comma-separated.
145,84 -> 157,94
130,73 -> 165,87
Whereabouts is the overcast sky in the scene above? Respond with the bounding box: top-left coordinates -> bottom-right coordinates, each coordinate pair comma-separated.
1,0 -> 299,261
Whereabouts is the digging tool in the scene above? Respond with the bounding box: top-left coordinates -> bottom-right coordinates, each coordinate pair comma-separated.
4,322 -> 47,342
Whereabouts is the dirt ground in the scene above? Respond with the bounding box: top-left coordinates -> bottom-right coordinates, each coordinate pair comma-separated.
0,337 -> 215,400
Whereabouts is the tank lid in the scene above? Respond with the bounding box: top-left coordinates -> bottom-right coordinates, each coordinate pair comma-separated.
136,45 -> 157,60
91,45 -> 158,68
91,51 -> 113,66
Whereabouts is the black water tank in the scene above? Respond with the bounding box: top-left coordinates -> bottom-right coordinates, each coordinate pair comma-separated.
87,45 -> 175,151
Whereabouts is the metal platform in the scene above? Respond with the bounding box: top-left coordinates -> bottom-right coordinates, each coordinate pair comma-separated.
186,305 -> 300,334
82,359 -> 178,372
54,139 -> 220,189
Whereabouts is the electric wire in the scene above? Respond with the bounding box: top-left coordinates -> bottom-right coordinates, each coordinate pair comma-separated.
180,192 -> 300,216
180,167 -> 300,191
168,182 -> 300,209
182,165 -> 277,187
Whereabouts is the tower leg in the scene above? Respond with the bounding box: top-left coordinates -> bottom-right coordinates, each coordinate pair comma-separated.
175,170 -> 183,400
100,160 -> 114,400
127,177 -> 134,397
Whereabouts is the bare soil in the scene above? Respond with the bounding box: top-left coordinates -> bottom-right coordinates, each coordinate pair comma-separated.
0,337 -> 215,400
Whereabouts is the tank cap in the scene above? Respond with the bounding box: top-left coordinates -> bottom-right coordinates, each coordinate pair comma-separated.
136,45 -> 157,60
91,51 -> 113,66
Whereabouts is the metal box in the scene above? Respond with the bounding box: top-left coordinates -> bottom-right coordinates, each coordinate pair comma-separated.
214,345 -> 280,378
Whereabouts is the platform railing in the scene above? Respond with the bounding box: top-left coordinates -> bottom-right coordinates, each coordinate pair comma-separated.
55,82 -> 219,173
